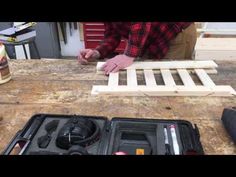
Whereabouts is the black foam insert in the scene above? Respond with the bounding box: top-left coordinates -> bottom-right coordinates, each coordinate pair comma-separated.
24,117 -> 106,155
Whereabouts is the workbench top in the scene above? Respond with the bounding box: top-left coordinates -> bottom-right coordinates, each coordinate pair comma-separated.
0,59 -> 236,154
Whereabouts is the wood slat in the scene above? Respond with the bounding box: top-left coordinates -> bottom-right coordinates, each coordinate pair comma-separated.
161,69 -> 176,86
127,69 -> 137,86
144,69 -> 157,86
97,68 -> 218,75
91,85 -> 236,96
195,69 -> 216,87
177,69 -> 196,86
108,72 -> 119,87
97,61 -> 218,71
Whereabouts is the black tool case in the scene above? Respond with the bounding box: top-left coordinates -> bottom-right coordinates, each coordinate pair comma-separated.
2,114 -> 204,155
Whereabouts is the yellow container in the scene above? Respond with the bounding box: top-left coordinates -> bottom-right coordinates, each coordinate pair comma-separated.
0,44 -> 11,84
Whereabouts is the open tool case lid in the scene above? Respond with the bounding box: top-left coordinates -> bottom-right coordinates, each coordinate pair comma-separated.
2,114 -> 204,155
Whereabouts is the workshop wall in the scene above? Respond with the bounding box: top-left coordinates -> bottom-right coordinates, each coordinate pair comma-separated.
58,22 -> 84,57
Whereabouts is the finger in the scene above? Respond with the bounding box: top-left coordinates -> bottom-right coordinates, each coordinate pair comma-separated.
110,65 -> 120,73
104,63 -> 117,75
80,49 -> 92,58
102,65 -> 108,72
103,62 -> 115,72
101,62 -> 109,70
80,50 -> 88,58
85,50 -> 94,59
106,65 -> 119,75
78,55 -> 88,65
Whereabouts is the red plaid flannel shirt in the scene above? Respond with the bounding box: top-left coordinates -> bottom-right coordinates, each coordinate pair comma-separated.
96,22 -> 193,59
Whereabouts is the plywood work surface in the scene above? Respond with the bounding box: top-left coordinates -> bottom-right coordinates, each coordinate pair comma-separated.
0,59 -> 235,154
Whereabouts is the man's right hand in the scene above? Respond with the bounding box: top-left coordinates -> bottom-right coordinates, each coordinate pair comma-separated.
78,49 -> 100,65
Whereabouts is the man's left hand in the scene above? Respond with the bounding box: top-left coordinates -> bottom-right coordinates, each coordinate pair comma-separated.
102,54 -> 135,75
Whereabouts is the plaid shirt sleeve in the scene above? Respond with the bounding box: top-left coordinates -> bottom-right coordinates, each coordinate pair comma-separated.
124,22 -> 151,58
95,23 -> 121,59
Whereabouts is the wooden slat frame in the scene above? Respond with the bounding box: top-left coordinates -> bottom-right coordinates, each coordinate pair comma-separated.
92,61 -> 236,97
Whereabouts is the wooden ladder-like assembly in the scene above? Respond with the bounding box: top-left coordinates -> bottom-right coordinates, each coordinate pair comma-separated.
91,60 -> 236,96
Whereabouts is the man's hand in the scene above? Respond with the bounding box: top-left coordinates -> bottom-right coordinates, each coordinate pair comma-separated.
78,49 -> 100,65
102,54 -> 135,75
